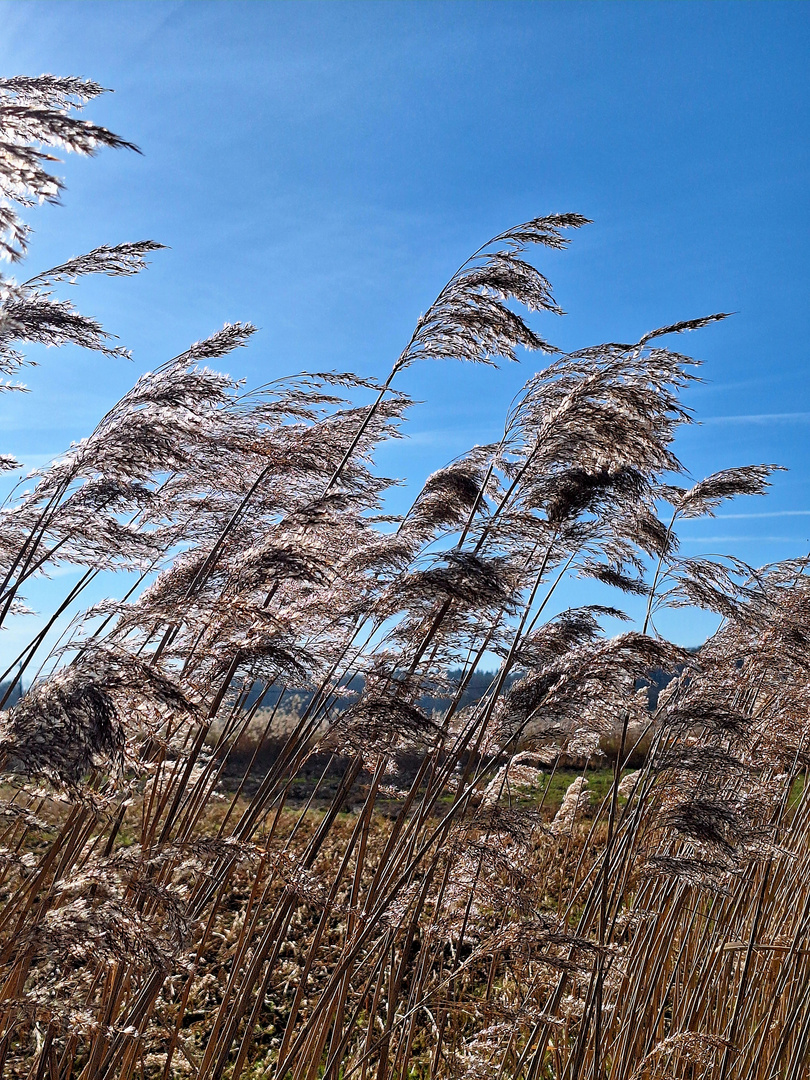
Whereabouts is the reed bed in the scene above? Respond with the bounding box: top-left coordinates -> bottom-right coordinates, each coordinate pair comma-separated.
0,75 -> 807,1079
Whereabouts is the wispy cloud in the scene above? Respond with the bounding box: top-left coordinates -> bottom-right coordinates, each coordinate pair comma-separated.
680,536 -> 804,543
703,412 -> 810,425
389,426 -> 501,449
715,510 -> 810,520
14,453 -> 61,471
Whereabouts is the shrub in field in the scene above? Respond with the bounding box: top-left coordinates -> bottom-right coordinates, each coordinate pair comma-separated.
0,75 -> 808,1080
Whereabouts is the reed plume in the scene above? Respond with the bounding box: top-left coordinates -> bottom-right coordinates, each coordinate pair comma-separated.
0,74 -> 806,1080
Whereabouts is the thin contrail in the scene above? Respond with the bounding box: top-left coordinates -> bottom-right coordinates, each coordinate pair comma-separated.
703,411 -> 810,424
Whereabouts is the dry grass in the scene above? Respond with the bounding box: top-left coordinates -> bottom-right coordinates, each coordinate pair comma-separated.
0,75 -> 807,1079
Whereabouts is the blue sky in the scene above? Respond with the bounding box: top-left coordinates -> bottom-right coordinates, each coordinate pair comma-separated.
1,0 -> 809,655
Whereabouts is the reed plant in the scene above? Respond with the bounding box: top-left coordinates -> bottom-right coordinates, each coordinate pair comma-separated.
0,75 -> 807,1080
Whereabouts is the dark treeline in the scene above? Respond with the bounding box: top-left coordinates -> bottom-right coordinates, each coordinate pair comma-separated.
238,662 -> 687,718
238,667 -> 516,716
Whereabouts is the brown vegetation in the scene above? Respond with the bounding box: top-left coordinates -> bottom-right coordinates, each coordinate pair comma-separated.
0,76 -> 807,1079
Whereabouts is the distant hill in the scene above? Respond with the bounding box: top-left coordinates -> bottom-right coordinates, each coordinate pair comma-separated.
0,680 -> 22,708
237,668 -> 517,717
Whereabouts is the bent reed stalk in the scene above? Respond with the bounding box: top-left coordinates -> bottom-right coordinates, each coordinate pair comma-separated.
0,75 -> 806,1080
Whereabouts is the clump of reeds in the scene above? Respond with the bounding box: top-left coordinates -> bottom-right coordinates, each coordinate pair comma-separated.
0,74 -> 807,1080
